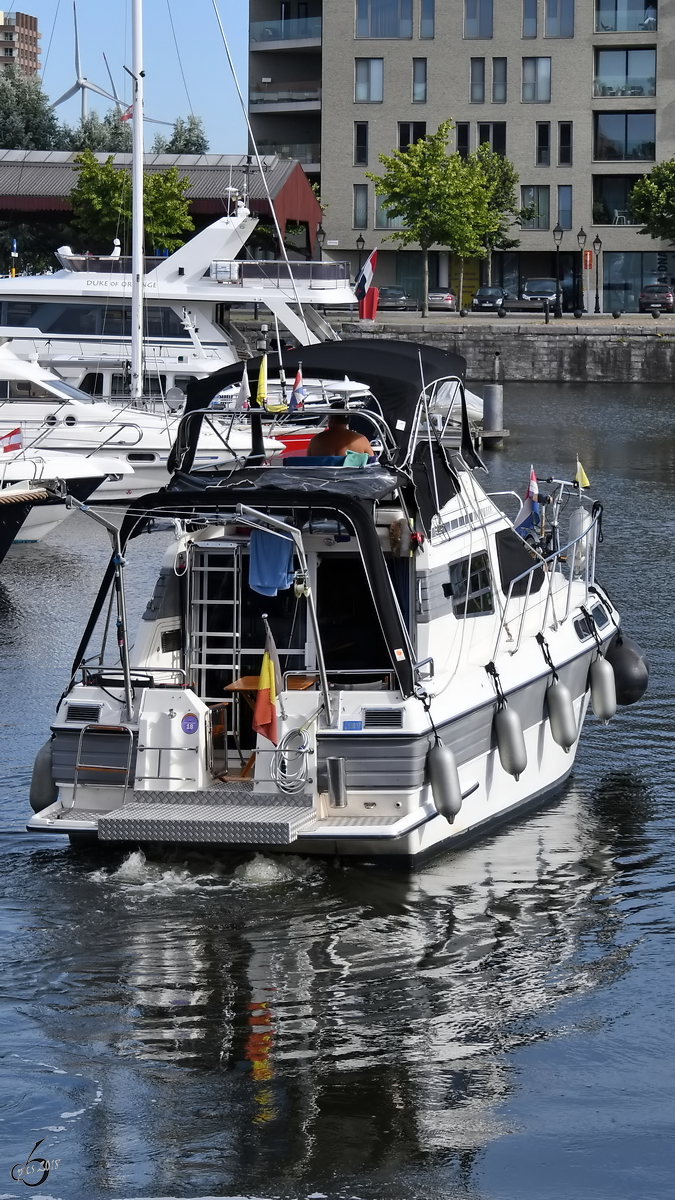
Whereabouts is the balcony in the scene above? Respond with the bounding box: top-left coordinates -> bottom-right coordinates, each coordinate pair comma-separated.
250,17 -> 322,47
257,142 -> 321,167
594,0 -> 657,32
594,75 -> 655,96
250,80 -> 321,112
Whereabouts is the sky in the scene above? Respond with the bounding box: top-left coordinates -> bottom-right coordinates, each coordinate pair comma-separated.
26,0 -> 249,152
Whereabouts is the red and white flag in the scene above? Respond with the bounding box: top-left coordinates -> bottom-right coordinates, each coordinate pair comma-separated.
354,248 -> 378,301
0,427 -> 22,454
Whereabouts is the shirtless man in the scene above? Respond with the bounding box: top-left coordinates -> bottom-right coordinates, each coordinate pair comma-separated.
306,409 -> 373,457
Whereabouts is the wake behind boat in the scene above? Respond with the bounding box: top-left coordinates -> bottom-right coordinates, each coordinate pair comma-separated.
27,341 -> 648,860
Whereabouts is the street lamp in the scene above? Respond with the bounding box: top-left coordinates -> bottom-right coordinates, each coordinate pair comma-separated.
356,232 -> 365,272
316,222 -> 326,261
593,233 -> 602,314
577,226 -> 587,310
553,223 -> 564,318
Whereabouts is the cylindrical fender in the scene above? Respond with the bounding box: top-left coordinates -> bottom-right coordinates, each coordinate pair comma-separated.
29,739 -> 58,813
605,632 -> 649,706
589,655 -> 617,724
494,705 -> 527,780
546,679 -> 577,752
569,506 -> 593,577
427,741 -> 463,823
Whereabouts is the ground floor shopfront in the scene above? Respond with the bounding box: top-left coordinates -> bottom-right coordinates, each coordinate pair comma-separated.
365,247 -> 673,313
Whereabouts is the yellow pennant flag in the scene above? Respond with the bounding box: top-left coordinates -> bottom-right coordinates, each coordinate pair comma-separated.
575,457 -> 590,488
256,353 -> 267,407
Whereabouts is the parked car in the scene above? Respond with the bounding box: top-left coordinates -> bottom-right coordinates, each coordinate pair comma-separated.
471,286 -> 511,312
427,289 -> 457,311
377,286 -> 413,310
521,278 -> 558,303
639,283 -> 675,313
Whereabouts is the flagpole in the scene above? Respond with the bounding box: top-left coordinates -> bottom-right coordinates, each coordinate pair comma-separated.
273,314 -> 287,404
130,0 -> 144,403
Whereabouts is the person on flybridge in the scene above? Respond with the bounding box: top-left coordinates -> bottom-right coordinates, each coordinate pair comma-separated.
307,401 -> 374,457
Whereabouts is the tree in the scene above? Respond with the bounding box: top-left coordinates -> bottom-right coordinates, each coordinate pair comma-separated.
152,114 -> 209,155
469,143 -> 529,284
367,121 -> 498,315
0,71 -> 63,150
69,149 -> 194,253
630,161 -> 675,244
61,108 -> 133,154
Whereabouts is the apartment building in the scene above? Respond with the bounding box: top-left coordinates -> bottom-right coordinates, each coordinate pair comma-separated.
249,0 -> 674,310
0,11 -> 40,75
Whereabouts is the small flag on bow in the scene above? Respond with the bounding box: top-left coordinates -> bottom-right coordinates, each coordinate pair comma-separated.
238,362 -> 251,410
575,458 -> 590,488
514,465 -> 540,536
289,364 -> 307,412
0,427 -> 22,454
253,620 -> 283,746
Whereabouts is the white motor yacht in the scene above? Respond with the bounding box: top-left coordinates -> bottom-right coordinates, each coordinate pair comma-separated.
0,344 -> 281,499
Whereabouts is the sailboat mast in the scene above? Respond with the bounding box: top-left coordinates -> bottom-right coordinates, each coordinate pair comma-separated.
130,0 -> 144,402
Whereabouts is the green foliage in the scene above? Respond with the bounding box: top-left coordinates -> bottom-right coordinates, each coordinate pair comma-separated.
469,143 -> 526,252
61,108 -> 133,153
0,71 -> 63,150
69,149 -> 193,253
630,161 -> 675,243
0,219 -> 73,274
152,114 -> 209,155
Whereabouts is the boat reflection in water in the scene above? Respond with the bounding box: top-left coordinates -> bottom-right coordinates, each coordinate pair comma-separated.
48,767 -> 649,1196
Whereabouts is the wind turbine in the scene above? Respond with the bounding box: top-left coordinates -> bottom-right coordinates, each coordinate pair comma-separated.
51,2 -> 118,123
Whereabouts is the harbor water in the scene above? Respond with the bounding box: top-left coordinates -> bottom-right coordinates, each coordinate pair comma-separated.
0,382 -> 673,1199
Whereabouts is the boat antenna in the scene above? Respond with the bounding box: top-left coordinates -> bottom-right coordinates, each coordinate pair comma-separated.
129,0 -> 144,402
210,0 -> 311,343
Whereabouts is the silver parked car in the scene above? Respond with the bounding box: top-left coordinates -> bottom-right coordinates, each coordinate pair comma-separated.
427,289 -> 457,311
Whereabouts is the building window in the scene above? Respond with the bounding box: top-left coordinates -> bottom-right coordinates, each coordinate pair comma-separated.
413,58 -> 427,102
421,0 -> 435,36
465,0 -> 493,38
399,121 -> 427,151
456,122 -> 470,157
353,184 -> 368,228
492,57 -> 507,102
523,0 -> 538,36
592,174 -> 641,223
471,58 -> 486,102
356,0 -> 413,38
594,111 -> 655,159
355,58 -> 384,101
558,184 -> 572,228
594,48 -> 655,97
354,122 -> 369,165
522,57 -> 551,101
545,0 -> 574,37
595,0 -> 656,32
536,121 -> 550,164
375,194 -> 405,228
521,185 -> 550,228
445,552 -> 494,617
478,122 -> 506,154
558,121 -> 573,164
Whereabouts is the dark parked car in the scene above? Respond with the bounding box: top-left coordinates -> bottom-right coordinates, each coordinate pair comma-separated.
502,278 -> 559,312
639,283 -> 675,313
471,286 -> 511,311
377,286 -> 414,310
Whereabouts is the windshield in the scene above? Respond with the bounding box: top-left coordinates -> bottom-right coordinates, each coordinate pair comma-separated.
477,288 -> 502,296
0,377 -> 98,403
524,280 -> 556,292
644,284 -> 669,292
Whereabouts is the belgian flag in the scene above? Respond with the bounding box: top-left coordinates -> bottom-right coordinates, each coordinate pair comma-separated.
253,625 -> 281,745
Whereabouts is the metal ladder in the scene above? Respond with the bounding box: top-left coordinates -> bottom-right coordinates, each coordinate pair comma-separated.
188,543 -> 243,753
73,724 -> 135,806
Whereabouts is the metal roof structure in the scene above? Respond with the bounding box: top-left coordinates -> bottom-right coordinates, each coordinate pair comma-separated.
0,150 -> 322,244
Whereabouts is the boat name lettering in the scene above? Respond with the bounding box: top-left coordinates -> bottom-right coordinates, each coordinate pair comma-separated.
85,280 -> 158,289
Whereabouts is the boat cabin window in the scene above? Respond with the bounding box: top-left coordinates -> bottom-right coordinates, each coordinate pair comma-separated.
0,379 -> 59,400
112,373 -> 167,397
80,372 -> 104,396
174,375 -> 197,393
0,301 -> 187,339
443,552 -> 494,617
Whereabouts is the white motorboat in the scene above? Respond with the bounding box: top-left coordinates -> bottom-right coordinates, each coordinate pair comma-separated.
27,340 -> 648,860
0,344 -> 282,499
0,451 -> 134,542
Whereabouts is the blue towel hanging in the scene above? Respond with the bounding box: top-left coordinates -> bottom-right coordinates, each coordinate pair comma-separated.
249,528 -> 295,596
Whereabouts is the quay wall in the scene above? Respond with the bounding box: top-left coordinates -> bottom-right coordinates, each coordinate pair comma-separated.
330,320 -> 675,384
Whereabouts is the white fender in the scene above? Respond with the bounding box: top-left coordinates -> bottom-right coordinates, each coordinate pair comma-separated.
589,656 -> 616,724
569,505 -> 593,578
427,741 -> 463,823
494,705 -> 527,780
546,679 -> 577,752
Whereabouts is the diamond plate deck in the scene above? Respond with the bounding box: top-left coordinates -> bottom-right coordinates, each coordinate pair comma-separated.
130,786 -> 313,809
98,802 -> 317,844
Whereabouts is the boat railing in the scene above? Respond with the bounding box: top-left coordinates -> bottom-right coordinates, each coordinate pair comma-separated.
209,260 -> 351,290
493,508 -> 602,658
283,668 -> 396,691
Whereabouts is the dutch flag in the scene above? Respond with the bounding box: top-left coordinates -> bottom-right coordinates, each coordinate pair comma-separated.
515,466 -> 540,536
289,364 -> 307,411
354,248 -> 378,302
